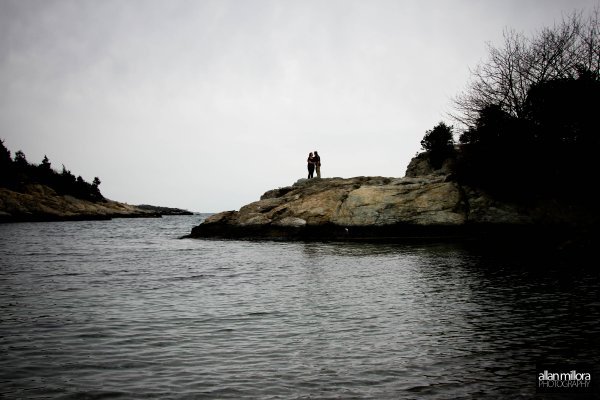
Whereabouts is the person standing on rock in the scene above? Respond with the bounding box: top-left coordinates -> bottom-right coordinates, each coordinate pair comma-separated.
313,151 -> 321,178
307,152 -> 315,179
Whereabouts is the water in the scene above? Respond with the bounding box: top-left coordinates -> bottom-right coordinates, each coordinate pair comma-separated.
1,216 -> 598,399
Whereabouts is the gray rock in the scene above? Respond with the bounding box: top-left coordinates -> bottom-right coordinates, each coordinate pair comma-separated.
273,217 -> 307,227
186,154 -> 596,241
405,152 -> 456,177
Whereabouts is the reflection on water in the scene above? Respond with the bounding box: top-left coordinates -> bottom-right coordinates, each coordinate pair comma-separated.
0,216 -> 598,399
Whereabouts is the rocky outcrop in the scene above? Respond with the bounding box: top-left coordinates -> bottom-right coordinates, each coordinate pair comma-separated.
187,173 -> 597,241
134,204 -> 194,215
404,150 -> 457,178
0,184 -> 160,222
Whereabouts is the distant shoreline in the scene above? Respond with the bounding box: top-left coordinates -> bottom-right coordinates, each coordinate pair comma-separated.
0,184 -> 194,223
134,204 -> 194,216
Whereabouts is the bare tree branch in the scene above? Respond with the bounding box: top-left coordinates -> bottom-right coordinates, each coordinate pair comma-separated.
451,7 -> 599,127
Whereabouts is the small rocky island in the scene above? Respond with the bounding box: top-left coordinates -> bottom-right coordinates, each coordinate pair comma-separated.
185,153 -> 597,245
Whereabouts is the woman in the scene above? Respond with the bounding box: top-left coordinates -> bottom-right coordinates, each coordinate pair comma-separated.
313,151 -> 321,178
307,152 -> 315,179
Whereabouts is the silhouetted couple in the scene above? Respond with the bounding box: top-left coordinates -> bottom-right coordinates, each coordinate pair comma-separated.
307,151 -> 321,179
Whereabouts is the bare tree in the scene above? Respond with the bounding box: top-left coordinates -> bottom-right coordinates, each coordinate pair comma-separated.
452,7 -> 599,127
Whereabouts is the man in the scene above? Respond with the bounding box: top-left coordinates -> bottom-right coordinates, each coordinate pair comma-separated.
313,151 -> 321,178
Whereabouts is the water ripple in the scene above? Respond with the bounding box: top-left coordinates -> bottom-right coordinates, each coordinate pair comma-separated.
1,216 -> 599,399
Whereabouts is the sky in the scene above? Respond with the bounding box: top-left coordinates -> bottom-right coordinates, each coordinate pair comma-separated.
1,0 -> 597,212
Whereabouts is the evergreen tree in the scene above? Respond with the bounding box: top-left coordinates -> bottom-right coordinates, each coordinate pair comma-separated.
14,150 -> 28,167
0,140 -> 14,187
420,122 -> 455,169
0,141 -> 106,202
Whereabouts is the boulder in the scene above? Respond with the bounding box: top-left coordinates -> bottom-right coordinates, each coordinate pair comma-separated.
405,152 -> 456,177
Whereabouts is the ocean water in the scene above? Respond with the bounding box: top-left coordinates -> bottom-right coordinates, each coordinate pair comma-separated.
0,215 -> 598,399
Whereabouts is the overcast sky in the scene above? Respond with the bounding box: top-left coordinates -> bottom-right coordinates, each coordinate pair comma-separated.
1,0 -> 596,212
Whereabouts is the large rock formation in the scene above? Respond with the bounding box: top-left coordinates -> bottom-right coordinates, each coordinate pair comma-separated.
187,165 -> 596,242
0,184 -> 160,222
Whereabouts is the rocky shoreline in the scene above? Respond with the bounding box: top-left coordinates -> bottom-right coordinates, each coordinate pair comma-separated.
185,172 -> 596,246
0,184 -> 162,222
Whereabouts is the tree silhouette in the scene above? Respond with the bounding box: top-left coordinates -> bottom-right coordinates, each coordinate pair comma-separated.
0,140 -> 14,188
41,155 -> 51,170
0,141 -> 105,202
453,8 -> 599,126
448,7 -> 599,203
420,122 -> 455,169
0,140 -> 10,165
14,150 -> 27,167
454,72 -> 599,202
